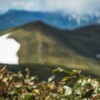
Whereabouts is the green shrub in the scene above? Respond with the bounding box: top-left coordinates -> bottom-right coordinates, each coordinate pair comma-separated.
0,67 -> 100,100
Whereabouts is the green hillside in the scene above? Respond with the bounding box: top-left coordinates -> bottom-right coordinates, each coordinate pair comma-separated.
0,21 -> 100,76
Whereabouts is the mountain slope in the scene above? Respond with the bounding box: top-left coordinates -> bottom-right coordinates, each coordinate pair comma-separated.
0,21 -> 100,75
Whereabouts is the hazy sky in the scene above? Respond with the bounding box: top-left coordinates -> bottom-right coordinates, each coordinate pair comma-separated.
0,0 -> 100,15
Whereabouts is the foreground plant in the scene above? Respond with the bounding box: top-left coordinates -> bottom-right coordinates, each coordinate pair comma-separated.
0,67 -> 100,100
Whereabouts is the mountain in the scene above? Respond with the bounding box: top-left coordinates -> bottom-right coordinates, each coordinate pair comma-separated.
0,21 -> 100,76
0,10 -> 100,31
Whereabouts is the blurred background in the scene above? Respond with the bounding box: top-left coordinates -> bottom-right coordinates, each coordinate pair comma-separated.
0,0 -> 100,79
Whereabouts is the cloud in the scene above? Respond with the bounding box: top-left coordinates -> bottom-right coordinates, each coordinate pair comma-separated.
0,0 -> 100,15
0,0 -> 40,13
40,0 -> 100,15
12,0 -> 40,11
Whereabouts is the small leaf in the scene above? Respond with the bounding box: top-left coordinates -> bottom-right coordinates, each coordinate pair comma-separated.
82,89 -> 94,99
63,86 -> 72,96
62,76 -> 71,82
24,94 -> 33,100
70,70 -> 79,76
48,75 -> 55,82
53,67 -> 70,74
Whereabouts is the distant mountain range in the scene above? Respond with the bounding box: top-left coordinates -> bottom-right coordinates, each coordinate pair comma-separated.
0,10 -> 100,31
0,21 -> 100,76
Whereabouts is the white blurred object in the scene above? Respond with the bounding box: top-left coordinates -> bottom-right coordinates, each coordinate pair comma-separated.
96,54 -> 100,58
0,33 -> 21,64
63,86 -> 72,96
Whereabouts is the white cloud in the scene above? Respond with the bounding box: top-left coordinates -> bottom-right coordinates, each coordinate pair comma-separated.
40,0 -> 100,15
12,0 -> 39,11
0,0 -> 100,15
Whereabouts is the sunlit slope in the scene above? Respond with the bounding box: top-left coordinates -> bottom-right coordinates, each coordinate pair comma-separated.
1,21 -> 100,75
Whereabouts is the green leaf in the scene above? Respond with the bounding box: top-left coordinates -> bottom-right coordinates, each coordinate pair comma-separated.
70,70 -> 79,76
24,94 -> 33,100
62,76 -> 71,82
53,67 -> 70,74
82,89 -> 94,99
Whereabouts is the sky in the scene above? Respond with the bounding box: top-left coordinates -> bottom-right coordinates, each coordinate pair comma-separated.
0,0 -> 100,15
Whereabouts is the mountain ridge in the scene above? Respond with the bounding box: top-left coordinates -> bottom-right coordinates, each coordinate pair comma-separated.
0,21 -> 100,76
0,10 -> 100,31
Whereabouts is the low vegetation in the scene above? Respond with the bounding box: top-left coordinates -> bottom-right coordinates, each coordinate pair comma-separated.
0,67 -> 100,100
